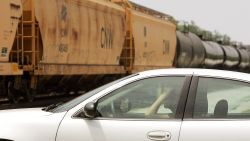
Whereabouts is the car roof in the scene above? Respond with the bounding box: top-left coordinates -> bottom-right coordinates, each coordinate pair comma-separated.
139,68 -> 250,82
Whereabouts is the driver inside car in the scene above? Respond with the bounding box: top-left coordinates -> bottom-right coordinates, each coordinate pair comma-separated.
145,87 -> 176,119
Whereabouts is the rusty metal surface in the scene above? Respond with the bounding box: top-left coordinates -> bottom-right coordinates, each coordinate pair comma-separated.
0,63 -> 23,75
35,64 -> 125,75
0,0 -> 23,75
131,10 -> 176,70
1,0 -> 177,76
0,0 -> 22,62
35,0 -> 126,66
0,0 -> 178,102
33,0 -> 177,74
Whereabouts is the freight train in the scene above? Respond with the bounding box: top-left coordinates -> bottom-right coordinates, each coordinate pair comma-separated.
0,0 -> 249,103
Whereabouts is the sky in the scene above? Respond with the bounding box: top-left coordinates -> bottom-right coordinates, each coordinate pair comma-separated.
130,0 -> 250,45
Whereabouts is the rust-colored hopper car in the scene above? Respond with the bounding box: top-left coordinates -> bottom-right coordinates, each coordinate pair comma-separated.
0,0 -> 177,103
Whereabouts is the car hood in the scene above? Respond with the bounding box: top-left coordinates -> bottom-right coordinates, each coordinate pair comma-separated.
0,108 -> 67,141
0,108 -> 52,118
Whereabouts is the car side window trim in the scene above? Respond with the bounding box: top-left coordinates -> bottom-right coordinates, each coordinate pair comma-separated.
184,76 -> 250,120
73,75 -> 192,120
94,75 -> 189,102
73,75 -> 182,118
184,76 -> 199,119
96,76 -> 192,121
175,76 -> 192,119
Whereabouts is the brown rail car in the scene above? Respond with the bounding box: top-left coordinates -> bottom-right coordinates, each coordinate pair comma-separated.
0,0 -> 176,103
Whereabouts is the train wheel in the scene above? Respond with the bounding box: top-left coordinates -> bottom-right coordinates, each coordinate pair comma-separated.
0,78 -> 7,98
21,79 -> 35,102
24,88 -> 35,102
7,81 -> 21,104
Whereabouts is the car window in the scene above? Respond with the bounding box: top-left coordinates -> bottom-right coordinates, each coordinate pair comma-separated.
96,77 -> 185,119
194,77 -> 250,118
50,74 -> 138,113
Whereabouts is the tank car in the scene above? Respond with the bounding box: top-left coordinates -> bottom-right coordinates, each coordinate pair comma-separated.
176,31 -> 205,68
176,30 -> 250,71
203,41 -> 224,68
235,48 -> 249,70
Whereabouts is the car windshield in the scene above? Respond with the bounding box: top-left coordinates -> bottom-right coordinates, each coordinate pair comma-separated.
50,74 -> 138,113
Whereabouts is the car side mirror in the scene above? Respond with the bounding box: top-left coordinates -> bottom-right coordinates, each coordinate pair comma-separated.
84,102 -> 97,119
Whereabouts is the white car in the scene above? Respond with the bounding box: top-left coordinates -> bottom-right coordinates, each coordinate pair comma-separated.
1,69 -> 250,141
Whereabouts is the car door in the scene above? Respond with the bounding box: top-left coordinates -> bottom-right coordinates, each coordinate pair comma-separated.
180,76 -> 250,141
56,75 -> 191,141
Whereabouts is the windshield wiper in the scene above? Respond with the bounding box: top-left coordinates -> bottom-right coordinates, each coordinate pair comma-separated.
42,102 -> 63,112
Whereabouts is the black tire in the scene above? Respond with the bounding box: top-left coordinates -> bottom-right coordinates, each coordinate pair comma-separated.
24,88 -> 35,102
7,81 -> 20,104
22,80 -> 35,102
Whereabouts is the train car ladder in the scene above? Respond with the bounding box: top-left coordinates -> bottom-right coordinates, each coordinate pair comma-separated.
12,0 -> 40,71
11,0 -> 40,90
113,0 -> 135,73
